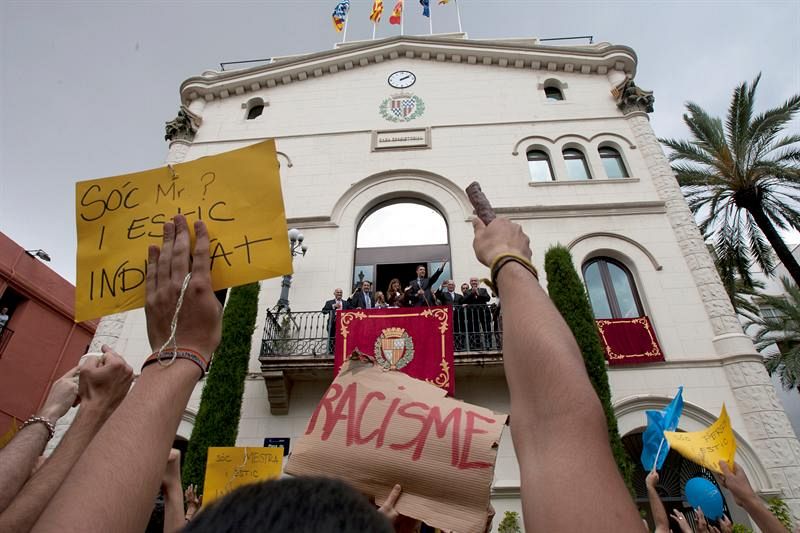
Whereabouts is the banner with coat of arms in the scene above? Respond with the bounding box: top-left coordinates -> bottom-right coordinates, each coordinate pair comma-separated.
334,306 -> 454,395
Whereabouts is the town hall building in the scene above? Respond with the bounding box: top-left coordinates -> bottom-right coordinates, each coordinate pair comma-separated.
85,34 -> 800,529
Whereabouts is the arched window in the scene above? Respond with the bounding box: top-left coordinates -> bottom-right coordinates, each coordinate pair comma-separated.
582,257 -> 643,319
599,147 -> 629,178
247,104 -> 264,120
544,86 -> 564,101
526,149 -> 555,182
563,148 -> 592,180
355,201 -> 451,296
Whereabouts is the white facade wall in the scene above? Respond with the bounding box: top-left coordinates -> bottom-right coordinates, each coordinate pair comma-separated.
83,36 -> 800,528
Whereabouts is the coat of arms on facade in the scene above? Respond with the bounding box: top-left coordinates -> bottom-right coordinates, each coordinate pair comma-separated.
374,327 -> 415,370
379,93 -> 425,123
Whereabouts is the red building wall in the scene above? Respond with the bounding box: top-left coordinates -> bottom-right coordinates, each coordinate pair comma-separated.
0,232 -> 97,436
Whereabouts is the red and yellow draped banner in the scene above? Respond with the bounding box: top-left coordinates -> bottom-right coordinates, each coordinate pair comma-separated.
335,306 -> 454,395
595,316 -> 664,366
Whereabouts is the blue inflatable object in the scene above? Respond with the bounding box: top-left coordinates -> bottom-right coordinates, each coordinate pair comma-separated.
685,477 -> 724,520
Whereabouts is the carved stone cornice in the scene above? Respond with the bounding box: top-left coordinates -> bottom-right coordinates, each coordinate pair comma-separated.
164,105 -> 202,143
612,76 -> 655,115
180,35 -> 638,105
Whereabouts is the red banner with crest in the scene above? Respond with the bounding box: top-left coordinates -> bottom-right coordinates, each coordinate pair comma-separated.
334,306 -> 454,395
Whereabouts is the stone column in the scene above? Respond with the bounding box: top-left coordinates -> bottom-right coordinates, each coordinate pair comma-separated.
620,91 -> 800,517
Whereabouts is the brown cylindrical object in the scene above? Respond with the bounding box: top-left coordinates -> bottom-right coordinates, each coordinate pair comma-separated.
465,181 -> 496,225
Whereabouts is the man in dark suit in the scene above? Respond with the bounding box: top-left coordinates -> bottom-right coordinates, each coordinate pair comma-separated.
349,280 -> 374,310
406,263 -> 446,307
462,276 -> 492,349
436,280 -> 465,350
322,288 -> 350,353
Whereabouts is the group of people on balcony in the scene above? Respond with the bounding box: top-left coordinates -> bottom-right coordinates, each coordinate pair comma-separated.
322,264 -> 500,352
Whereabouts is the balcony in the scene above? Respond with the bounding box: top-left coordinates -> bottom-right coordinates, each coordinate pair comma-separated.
0,327 -> 13,359
259,305 -> 504,414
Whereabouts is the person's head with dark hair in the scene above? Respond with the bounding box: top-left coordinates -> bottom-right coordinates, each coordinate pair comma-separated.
183,476 -> 393,533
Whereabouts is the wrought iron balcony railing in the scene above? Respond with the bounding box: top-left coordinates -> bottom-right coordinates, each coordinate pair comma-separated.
0,327 -> 13,359
260,305 -> 503,358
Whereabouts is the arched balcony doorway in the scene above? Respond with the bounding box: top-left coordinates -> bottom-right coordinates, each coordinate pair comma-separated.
353,201 -> 451,296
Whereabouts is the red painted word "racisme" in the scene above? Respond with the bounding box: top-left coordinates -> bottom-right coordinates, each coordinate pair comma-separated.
306,382 -> 497,470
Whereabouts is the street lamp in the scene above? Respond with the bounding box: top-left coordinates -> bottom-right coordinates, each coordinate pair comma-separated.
25,249 -> 51,262
276,228 -> 308,310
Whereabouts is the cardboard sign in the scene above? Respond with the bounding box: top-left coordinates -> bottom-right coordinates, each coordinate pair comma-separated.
74,140 -> 292,322
664,405 -> 736,474
286,357 -> 507,533
202,446 -> 283,506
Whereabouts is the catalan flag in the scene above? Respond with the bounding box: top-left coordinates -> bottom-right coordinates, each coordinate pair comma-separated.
420,0 -> 430,17
438,0 -> 450,4
389,0 -> 403,25
332,0 -> 350,32
370,0 -> 384,23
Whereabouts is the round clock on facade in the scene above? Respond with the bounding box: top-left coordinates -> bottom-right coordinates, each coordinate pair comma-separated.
388,71 -> 416,89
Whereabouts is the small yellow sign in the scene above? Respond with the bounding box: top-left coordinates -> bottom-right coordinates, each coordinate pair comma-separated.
202,446 -> 283,506
75,140 -> 292,322
664,405 -> 736,474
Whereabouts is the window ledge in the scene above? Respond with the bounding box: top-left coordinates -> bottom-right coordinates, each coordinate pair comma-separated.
529,177 -> 639,187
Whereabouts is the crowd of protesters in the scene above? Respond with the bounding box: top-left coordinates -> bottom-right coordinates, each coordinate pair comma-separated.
0,214 -> 794,532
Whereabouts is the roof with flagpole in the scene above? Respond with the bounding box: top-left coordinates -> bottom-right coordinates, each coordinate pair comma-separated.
180,34 -> 638,105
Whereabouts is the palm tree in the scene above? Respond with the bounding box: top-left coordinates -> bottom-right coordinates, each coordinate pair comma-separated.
660,74 -> 800,287
747,276 -> 800,391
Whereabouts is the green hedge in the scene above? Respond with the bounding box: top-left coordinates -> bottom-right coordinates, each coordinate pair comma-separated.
543,245 -> 635,492
182,282 -> 260,490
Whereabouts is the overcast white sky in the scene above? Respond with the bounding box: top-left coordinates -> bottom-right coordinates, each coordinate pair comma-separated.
1,0 -> 799,283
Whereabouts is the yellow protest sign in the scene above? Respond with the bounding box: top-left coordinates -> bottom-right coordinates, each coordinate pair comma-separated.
664,405 -> 736,474
75,140 -> 292,322
202,446 -> 283,506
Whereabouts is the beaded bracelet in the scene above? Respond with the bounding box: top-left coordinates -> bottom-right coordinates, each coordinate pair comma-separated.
21,416 -> 56,440
141,349 -> 209,378
489,253 -> 539,296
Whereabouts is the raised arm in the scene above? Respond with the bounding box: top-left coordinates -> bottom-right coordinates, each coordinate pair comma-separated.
33,215 -> 222,533
471,216 -> 641,532
0,348 -> 132,531
718,461 -> 789,533
0,366 -> 78,512
427,262 -> 446,289
161,449 -> 185,533
646,471 -> 669,533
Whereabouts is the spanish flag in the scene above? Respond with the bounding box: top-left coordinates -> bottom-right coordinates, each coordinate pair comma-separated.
389,0 -> 403,25
370,0 -> 384,23
332,0 -> 350,32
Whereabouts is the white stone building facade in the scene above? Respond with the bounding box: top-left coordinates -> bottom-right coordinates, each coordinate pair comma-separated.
84,35 -> 800,529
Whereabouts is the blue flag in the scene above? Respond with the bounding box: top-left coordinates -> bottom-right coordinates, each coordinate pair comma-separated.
420,0 -> 430,17
640,386 -> 684,471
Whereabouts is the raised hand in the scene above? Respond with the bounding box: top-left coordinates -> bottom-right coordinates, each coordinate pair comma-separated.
77,345 -> 133,417
38,366 -> 80,422
670,509 -> 693,533
145,215 -> 222,361
471,217 -> 531,267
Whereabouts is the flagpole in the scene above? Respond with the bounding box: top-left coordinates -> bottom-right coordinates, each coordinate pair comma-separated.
400,1 -> 404,36
372,22 -> 377,40
651,438 -> 666,473
429,3 -> 433,34
342,11 -> 349,42
455,0 -> 463,33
